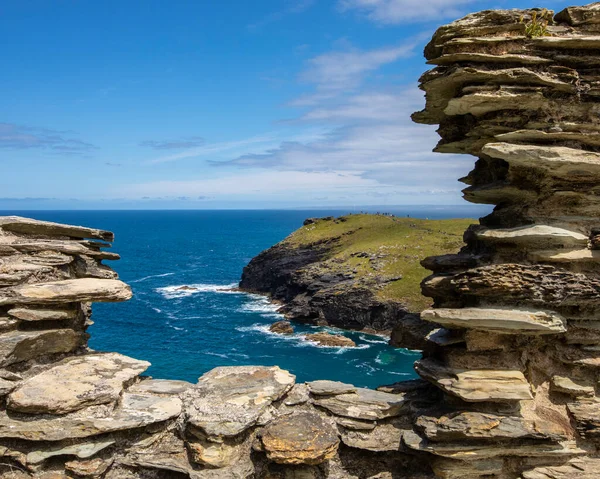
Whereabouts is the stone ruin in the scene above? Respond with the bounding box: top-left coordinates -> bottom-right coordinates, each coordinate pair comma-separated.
2,3 -> 600,478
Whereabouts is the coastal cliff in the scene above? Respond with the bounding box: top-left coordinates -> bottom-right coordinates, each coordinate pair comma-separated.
240,214 -> 471,347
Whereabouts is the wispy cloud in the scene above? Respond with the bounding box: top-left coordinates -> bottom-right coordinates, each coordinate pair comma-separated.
338,0 -> 481,24
139,136 -> 205,150
248,0 -> 316,31
0,123 -> 97,154
291,39 -> 419,106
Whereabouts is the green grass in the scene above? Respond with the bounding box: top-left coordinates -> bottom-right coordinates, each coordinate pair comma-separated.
282,214 -> 474,311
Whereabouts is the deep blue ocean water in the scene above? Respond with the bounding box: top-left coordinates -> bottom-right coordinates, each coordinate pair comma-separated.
0,207 -> 490,388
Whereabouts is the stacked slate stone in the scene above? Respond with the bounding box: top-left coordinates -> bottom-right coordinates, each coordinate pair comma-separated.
409,3 -> 600,478
0,216 -> 434,478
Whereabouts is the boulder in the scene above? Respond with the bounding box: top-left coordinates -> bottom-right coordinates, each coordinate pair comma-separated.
269,321 -> 294,335
8,353 -> 150,414
261,412 -> 339,465
307,380 -> 356,396
183,366 -> 295,438
304,333 -> 356,348
313,387 -> 406,420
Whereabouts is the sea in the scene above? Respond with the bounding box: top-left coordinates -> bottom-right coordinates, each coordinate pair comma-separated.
0,206 -> 491,389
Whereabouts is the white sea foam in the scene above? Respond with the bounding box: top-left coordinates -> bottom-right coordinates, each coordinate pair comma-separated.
359,334 -> 388,344
156,283 -> 239,299
131,272 -> 176,284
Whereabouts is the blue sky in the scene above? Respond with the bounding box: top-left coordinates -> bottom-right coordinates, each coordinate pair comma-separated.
0,0 -> 574,209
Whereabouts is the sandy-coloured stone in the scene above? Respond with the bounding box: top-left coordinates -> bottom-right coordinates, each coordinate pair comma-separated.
183,366 -> 295,438
445,91 -> 545,117
0,216 -> 114,241
522,457 -> 600,479
0,329 -> 83,366
415,358 -> 533,402
27,438 -> 115,464
313,387 -> 406,420
339,420 -> 404,452
7,307 -> 77,321
261,412 -> 339,465
269,320 -> 294,335
474,225 -> 588,247
0,393 -> 182,441
429,53 -> 552,66
8,353 -> 150,414
416,411 -> 566,442
65,458 -> 113,477
128,379 -> 193,396
482,142 -> 600,179
404,430 -> 586,459
551,376 -> 595,397
187,437 -> 246,469
1,278 -> 132,305
421,307 -> 567,334
307,380 -> 356,396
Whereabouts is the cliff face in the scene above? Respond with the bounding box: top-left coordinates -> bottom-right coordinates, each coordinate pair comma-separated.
240,215 -> 469,343
408,4 -> 600,478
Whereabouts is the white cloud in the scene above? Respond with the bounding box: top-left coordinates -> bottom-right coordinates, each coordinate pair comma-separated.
297,42 -> 417,96
338,0 -> 481,24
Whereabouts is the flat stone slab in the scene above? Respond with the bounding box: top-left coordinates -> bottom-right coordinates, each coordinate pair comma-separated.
567,401 -> 600,437
415,359 -> 533,403
551,376 -> 595,397
7,307 -> 77,321
522,458 -> 600,479
0,329 -> 83,366
482,142 -> 600,179
128,379 -> 193,396
416,411 -> 566,442
8,353 -> 150,414
474,225 -> 588,247
307,380 -> 357,396
0,216 -> 113,242
261,412 -> 339,465
27,438 -> 115,464
403,430 -> 587,460
339,420 -> 404,452
0,278 -> 132,305
182,366 -> 295,438
0,393 -> 182,441
313,387 -> 406,420
421,307 -> 567,334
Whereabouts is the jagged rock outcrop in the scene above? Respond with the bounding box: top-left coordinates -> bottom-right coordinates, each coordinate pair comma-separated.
407,3 -> 600,477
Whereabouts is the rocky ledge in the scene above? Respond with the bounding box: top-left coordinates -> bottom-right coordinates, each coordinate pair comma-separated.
239,214 -> 470,348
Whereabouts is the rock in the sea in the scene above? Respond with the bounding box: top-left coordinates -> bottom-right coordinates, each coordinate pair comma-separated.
260,412 -> 340,465
8,353 -> 150,414
305,332 -> 356,348
313,387 -> 406,420
270,320 -> 294,335
183,366 -> 295,438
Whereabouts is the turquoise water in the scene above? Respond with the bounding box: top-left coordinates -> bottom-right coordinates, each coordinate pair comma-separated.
0,207 -> 489,388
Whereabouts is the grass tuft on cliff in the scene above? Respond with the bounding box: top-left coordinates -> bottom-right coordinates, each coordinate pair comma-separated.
282,214 -> 473,311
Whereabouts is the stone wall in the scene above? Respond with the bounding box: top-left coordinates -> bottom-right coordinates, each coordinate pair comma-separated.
410,3 -> 600,478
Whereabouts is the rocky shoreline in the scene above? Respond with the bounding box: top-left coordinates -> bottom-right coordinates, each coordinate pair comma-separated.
239,215 -> 468,350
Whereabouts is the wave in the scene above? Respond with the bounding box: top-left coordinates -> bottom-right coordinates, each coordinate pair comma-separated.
131,272 -> 176,284
359,334 -> 388,345
156,283 -> 239,299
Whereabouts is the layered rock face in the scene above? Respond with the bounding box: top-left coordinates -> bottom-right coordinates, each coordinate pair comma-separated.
0,216 -> 434,478
409,4 -> 600,477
